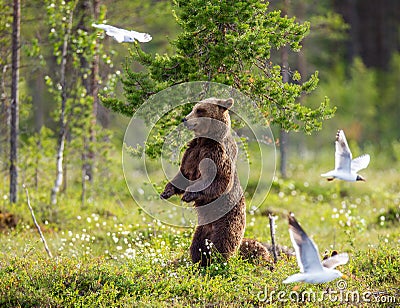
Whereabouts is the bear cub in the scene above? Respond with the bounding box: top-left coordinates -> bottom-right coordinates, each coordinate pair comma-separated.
161,97 -> 271,266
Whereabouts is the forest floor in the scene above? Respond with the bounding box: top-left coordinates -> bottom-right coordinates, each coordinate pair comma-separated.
0,150 -> 399,307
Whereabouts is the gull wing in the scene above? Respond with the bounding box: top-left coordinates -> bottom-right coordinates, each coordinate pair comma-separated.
322,252 -> 349,269
288,213 -> 323,273
92,23 -> 151,43
129,30 -> 152,43
92,24 -> 124,42
92,23 -> 119,32
351,154 -> 370,173
107,31 -> 125,43
92,23 -> 132,36
335,130 -> 352,172
105,27 -> 132,43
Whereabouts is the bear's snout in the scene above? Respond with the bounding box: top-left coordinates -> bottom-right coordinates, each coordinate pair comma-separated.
183,117 -> 196,130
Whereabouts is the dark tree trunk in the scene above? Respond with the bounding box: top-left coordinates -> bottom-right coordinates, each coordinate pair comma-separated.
87,0 -> 101,183
97,104 -> 110,128
296,0 -> 307,80
93,0 -> 109,130
33,71 -> 45,132
296,0 -> 307,157
280,46 -> 289,179
279,0 -> 289,179
279,129 -> 288,179
34,137 -> 40,191
1,65 -> 10,174
10,0 -> 20,203
76,0 -> 91,204
78,0 -> 100,187
81,136 -> 87,207
32,73 -> 45,191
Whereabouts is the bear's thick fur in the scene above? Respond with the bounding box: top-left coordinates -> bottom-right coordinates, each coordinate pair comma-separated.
161,97 -> 271,266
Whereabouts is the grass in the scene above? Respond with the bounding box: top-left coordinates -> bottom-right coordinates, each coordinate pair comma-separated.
0,147 -> 399,307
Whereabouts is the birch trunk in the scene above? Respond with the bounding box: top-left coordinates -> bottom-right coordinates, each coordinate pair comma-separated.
50,12 -> 73,205
86,0 -> 100,183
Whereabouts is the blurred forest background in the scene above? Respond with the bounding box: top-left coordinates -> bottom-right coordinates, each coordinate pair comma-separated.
0,0 -> 399,205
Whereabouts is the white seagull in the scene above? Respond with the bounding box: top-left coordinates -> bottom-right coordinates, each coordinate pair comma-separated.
283,213 -> 349,284
92,23 -> 152,43
321,129 -> 370,182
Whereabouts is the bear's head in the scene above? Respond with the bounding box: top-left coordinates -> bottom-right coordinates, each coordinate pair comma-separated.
183,97 -> 234,140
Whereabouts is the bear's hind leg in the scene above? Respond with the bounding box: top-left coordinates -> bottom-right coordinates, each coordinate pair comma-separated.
239,238 -> 273,264
190,225 -> 213,266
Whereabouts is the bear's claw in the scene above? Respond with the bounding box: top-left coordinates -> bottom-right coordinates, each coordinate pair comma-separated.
160,185 -> 175,199
160,191 -> 170,199
182,191 -> 198,203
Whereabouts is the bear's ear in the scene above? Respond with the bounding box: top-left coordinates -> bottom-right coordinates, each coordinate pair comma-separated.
219,98 -> 234,110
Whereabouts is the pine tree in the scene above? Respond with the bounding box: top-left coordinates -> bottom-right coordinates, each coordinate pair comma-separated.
102,0 -> 335,150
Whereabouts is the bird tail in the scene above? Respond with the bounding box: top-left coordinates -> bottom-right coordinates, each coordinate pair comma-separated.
321,170 -> 334,177
282,273 -> 302,284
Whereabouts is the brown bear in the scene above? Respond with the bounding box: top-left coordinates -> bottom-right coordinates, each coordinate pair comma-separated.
160,97 -> 272,266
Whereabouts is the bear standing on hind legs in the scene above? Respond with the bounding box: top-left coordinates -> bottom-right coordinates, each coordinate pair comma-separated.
160,97 -> 272,266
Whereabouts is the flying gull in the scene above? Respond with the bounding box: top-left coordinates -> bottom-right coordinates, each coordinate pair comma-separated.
92,23 -> 152,43
321,129 -> 370,182
283,213 -> 349,284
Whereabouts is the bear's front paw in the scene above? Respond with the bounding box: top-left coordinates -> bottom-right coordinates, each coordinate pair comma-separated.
160,184 -> 175,199
182,191 -> 199,203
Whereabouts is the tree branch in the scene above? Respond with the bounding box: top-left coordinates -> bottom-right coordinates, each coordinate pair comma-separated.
268,213 -> 278,263
23,184 -> 53,259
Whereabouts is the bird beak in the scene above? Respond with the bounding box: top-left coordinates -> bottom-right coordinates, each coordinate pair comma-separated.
341,274 -> 348,279
356,175 -> 366,182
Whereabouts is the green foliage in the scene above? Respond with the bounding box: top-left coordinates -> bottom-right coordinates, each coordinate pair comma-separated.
310,11 -> 349,41
377,52 -> 400,142
307,11 -> 349,68
1,242 -> 399,306
0,0 -> 12,68
28,0 -> 120,204
295,52 -> 400,154
19,126 -> 55,188
350,244 -> 400,285
303,58 -> 378,144
376,207 -> 400,228
0,0 -> 12,157
41,0 -> 118,99
102,0 -> 336,144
